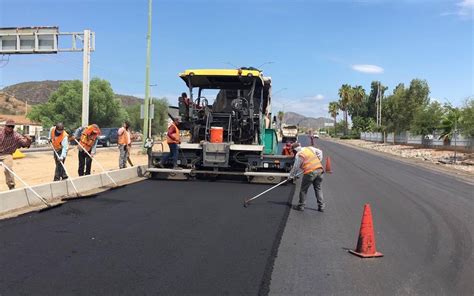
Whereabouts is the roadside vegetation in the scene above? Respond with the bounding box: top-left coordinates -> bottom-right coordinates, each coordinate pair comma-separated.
27,79 -> 168,136
326,80 -> 474,140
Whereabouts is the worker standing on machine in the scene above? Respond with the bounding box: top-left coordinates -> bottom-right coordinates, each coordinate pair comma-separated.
282,142 -> 294,156
288,142 -> 325,212
159,117 -> 181,169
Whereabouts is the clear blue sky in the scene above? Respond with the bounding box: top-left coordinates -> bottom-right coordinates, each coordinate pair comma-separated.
1,0 -> 473,118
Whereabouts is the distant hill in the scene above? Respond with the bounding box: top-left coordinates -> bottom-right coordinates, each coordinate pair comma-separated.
0,92 -> 28,115
283,111 -> 333,130
1,80 -> 143,108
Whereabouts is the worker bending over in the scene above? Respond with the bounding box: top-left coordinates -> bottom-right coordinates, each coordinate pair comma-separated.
288,142 -> 325,212
49,122 -> 69,181
73,124 -> 101,176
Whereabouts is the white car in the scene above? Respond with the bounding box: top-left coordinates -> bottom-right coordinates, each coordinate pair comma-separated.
36,136 -> 49,145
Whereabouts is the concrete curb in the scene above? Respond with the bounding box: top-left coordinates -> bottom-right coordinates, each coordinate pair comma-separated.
0,165 -> 148,218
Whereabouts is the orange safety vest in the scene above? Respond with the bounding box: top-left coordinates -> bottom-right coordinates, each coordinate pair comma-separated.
299,147 -> 323,174
51,128 -> 68,151
282,146 -> 294,156
166,123 -> 180,144
118,128 -> 130,145
80,125 -> 101,152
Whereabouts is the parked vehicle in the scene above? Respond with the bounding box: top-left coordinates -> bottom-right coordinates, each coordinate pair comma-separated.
97,128 -> 119,147
36,136 -> 49,145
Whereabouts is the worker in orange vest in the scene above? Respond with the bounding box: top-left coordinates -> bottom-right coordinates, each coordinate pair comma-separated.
282,142 -> 295,157
117,120 -> 131,169
288,142 -> 325,212
159,117 -> 181,169
72,124 -> 101,176
49,122 -> 69,181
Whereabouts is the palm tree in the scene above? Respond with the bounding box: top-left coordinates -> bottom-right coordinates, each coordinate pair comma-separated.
277,111 -> 284,128
328,101 -> 339,135
351,85 -> 366,117
338,84 -> 353,135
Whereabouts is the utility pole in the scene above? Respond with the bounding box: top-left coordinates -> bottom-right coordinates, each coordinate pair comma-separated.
142,0 -> 153,145
82,29 -> 91,126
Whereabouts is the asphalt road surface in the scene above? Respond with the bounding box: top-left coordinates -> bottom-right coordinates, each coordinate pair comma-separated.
0,180 -> 294,295
1,137 -> 473,295
270,137 -> 473,295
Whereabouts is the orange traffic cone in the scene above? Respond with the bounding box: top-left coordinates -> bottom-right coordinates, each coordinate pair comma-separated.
349,204 -> 383,258
325,157 -> 332,173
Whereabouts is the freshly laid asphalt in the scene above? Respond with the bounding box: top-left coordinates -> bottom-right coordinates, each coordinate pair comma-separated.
0,180 -> 294,295
270,137 -> 474,295
1,137 -> 473,295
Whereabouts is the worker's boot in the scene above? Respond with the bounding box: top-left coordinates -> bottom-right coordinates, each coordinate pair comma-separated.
292,205 -> 304,211
8,184 -> 15,190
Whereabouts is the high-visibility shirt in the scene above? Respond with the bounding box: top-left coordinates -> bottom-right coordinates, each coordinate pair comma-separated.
282,146 -> 294,156
299,147 -> 323,174
49,126 -> 68,157
166,123 -> 180,144
118,127 -> 131,145
80,125 -> 101,152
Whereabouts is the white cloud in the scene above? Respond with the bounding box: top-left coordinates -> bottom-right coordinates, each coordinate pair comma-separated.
351,64 -> 384,74
457,0 -> 474,15
314,94 -> 325,100
442,0 -> 473,18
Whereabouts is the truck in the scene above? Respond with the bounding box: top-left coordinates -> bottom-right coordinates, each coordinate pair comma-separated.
146,68 -> 294,183
281,124 -> 298,143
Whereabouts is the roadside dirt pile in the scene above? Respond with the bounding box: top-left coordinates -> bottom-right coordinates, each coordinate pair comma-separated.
345,139 -> 473,174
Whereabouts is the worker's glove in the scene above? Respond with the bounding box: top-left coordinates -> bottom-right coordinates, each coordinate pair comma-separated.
58,156 -> 64,161
287,176 -> 294,182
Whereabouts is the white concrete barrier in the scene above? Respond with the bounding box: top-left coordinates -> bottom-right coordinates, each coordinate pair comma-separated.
0,165 -> 148,217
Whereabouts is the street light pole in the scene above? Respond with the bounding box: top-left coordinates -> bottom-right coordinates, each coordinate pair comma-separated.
142,0 -> 153,146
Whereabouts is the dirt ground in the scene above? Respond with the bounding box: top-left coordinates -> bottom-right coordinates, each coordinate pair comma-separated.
0,145 -> 154,192
340,139 -> 474,174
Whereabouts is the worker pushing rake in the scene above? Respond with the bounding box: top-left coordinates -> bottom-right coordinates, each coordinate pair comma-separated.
0,162 -> 62,212
244,141 -> 327,212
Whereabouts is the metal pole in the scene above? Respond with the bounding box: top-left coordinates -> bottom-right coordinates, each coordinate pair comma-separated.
454,118 -> 457,164
142,0 -> 153,146
82,29 -> 91,127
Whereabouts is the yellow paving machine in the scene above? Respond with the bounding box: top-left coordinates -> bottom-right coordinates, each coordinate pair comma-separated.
146,68 -> 294,183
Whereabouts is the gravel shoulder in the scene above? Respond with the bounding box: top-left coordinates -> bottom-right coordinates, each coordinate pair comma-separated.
326,138 -> 473,185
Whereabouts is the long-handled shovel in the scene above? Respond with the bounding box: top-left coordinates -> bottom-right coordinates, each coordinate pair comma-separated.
243,172 -> 303,208
0,162 -> 62,212
49,144 -> 81,198
73,139 -> 123,189
50,144 -> 98,201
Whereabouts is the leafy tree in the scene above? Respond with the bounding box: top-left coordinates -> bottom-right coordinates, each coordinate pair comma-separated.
28,79 -> 128,132
351,116 -> 377,134
410,101 -> 444,136
125,97 -> 168,137
338,84 -> 352,135
328,101 -> 339,135
439,104 -> 461,142
277,111 -> 284,128
366,81 -> 388,119
151,98 -> 169,136
382,79 -> 430,134
459,98 -> 474,137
